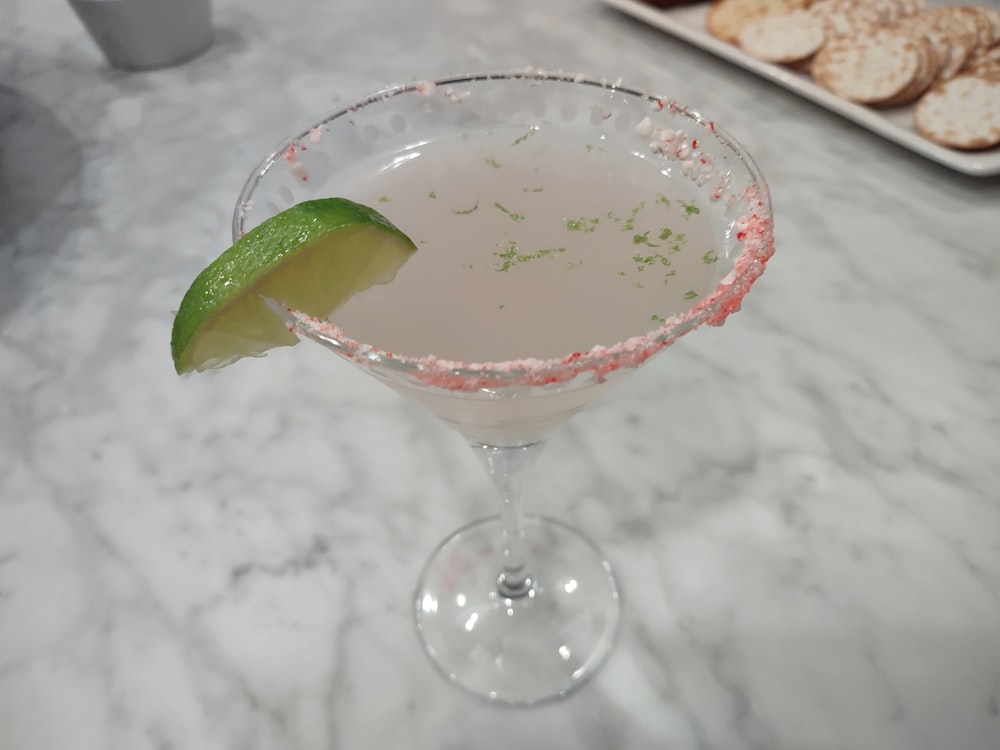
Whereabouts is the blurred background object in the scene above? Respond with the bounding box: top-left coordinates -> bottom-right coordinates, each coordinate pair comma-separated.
66,0 -> 212,70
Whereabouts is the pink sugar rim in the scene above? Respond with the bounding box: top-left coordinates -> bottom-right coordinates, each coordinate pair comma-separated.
238,71 -> 776,392
286,193 -> 773,392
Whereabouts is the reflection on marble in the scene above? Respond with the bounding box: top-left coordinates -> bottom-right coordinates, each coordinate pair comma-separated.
2,0 -> 999,748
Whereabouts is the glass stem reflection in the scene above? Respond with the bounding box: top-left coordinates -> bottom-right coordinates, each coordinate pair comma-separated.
474,441 -> 544,599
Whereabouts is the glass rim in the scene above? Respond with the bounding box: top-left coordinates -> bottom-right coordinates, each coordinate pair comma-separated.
233,69 -> 775,392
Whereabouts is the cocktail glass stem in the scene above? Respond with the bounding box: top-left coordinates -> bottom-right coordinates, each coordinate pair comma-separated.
473,442 -> 543,599
414,440 -> 619,704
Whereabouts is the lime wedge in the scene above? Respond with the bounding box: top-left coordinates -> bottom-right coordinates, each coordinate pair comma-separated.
171,198 -> 417,374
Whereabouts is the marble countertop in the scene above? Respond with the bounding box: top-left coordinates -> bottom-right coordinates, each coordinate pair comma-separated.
3,0 -> 999,748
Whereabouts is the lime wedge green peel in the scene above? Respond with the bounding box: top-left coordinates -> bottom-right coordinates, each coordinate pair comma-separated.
170,198 -> 417,374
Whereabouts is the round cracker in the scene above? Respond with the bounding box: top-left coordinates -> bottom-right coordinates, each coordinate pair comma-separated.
872,0 -> 910,25
949,7 -> 995,50
963,45 -> 1000,75
926,7 -> 985,78
976,68 -> 1000,84
963,49 -> 1000,82
914,74 -> 1000,150
892,11 -> 952,73
895,0 -> 926,17
811,0 -> 884,38
738,10 -> 827,63
812,28 -> 922,103
977,7 -> 1000,46
879,33 -> 937,106
707,0 -> 796,43
937,30 -> 978,80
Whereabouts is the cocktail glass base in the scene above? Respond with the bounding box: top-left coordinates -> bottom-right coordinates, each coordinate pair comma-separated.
413,515 -> 620,705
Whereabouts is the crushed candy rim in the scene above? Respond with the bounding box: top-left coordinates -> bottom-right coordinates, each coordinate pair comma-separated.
233,70 -> 775,392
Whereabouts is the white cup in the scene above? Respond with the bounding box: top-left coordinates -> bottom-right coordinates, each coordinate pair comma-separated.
67,0 -> 213,71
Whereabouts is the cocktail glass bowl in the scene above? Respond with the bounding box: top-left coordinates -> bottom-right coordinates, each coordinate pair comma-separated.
235,70 -> 773,705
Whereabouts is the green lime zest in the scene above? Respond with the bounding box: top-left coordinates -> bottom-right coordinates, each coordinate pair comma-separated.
622,202 -> 645,232
680,200 -> 701,218
566,217 -> 598,233
512,128 -> 538,146
632,231 -> 660,247
494,202 -> 524,222
494,242 -> 567,272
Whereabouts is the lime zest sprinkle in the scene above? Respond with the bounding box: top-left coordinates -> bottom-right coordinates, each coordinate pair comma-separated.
659,227 -> 673,241
378,196 -> 390,203
512,128 -> 538,146
566,217 -> 598,233
494,202 -> 525,222
632,231 -> 660,247
651,314 -> 665,323
484,157 -> 502,168
522,186 -> 544,193
622,202 -> 645,232
496,240 -> 518,261
656,193 -> 672,207
684,290 -> 699,300
494,242 -> 567,272
452,201 -> 479,215
680,200 -> 701,218
702,250 -> 719,264
632,249 -> 675,283
428,191 -> 437,199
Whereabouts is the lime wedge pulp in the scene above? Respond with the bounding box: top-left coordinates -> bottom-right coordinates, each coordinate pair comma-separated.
170,198 -> 417,374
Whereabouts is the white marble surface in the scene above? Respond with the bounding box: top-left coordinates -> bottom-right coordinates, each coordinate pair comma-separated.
2,0 -> 1000,748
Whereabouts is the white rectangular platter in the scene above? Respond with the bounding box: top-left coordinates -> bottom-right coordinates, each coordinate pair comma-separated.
603,0 -> 1000,177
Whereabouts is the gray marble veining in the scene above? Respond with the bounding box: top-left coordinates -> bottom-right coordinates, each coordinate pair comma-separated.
2,0 -> 999,748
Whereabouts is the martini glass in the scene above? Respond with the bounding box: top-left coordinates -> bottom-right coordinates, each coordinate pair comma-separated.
234,71 -> 773,704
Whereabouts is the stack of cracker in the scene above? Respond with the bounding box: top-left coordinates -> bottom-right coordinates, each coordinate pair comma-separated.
705,0 -> 1000,150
